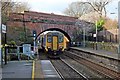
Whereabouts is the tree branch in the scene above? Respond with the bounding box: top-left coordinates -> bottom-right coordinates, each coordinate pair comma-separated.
85,2 -> 98,11
2,2 -> 11,11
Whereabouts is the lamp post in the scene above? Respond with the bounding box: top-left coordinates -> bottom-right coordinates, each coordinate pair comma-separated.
110,11 -> 117,43
95,20 -> 98,50
75,20 -> 86,47
83,27 -> 86,47
110,7 -> 118,53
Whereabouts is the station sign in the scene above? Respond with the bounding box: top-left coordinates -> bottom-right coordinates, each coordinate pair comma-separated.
2,24 -> 6,33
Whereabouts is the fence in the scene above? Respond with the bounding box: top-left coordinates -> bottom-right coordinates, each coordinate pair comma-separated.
3,46 -> 36,61
85,41 -> 118,53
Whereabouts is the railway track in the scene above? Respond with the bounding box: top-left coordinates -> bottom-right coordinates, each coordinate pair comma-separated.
51,58 -> 88,80
61,55 -> 109,78
64,50 -> 120,79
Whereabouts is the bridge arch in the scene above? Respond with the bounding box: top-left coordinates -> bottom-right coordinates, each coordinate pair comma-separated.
35,28 -> 71,42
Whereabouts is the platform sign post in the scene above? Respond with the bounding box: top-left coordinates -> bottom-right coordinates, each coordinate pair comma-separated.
0,1 -> 2,68
0,2 -> 2,80
2,24 -> 7,65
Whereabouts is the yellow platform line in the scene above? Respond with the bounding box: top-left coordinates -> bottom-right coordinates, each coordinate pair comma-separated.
32,60 -> 35,80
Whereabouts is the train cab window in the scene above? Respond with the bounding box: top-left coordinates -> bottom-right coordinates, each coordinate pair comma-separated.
47,35 -> 52,43
59,35 -> 63,43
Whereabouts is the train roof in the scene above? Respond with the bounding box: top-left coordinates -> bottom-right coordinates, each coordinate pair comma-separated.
40,31 -> 63,35
64,36 -> 69,42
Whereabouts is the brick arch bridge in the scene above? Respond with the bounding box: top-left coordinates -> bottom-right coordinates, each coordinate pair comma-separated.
35,28 -> 71,42
7,11 -> 78,42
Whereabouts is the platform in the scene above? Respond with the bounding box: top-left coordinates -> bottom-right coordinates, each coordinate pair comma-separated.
2,60 -> 33,79
41,60 -> 61,79
34,60 -> 61,79
71,47 -> 120,60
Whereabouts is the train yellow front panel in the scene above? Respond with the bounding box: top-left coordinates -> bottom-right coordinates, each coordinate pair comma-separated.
52,36 -> 58,50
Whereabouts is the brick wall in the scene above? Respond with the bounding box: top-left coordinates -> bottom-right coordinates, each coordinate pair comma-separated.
7,11 -> 78,38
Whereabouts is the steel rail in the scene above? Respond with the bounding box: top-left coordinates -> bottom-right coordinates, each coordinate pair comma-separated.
60,58 -> 88,80
65,51 -> 120,78
50,60 -> 65,80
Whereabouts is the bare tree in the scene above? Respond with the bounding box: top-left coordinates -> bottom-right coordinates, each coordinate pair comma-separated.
2,1 -> 30,14
85,0 -> 111,18
1,1 -> 32,45
11,2 -> 31,13
1,1 -> 30,24
63,2 -> 94,17
63,0 -> 111,18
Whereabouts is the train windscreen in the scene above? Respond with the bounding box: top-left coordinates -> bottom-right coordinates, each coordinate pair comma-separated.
59,35 -> 63,43
47,35 -> 52,43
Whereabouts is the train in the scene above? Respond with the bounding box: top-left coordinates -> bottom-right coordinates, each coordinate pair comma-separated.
38,31 -> 69,58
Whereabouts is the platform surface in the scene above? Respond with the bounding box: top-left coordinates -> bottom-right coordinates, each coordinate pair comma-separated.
41,60 -> 61,79
71,47 -> 120,60
2,60 -> 33,79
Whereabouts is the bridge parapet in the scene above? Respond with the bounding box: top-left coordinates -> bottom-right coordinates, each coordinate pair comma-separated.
7,11 -> 78,41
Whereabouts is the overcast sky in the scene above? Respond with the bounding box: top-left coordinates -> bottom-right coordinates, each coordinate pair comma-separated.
13,0 -> 119,20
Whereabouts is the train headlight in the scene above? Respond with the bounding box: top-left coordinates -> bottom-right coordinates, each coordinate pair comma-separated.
47,46 -> 51,51
60,46 -> 63,48
47,46 -> 51,49
54,52 -> 57,55
59,46 -> 63,49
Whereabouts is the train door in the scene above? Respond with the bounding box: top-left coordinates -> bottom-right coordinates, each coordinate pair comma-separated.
52,36 -> 58,50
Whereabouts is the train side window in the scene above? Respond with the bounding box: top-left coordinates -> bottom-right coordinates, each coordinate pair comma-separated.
59,35 -> 63,43
47,35 -> 52,43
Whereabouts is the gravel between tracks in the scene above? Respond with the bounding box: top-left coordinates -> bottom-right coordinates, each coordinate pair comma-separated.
64,50 -> 120,79
51,59 -> 86,79
61,55 -> 109,79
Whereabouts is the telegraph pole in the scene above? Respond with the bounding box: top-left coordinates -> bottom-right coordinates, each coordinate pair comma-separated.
23,13 -> 27,42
